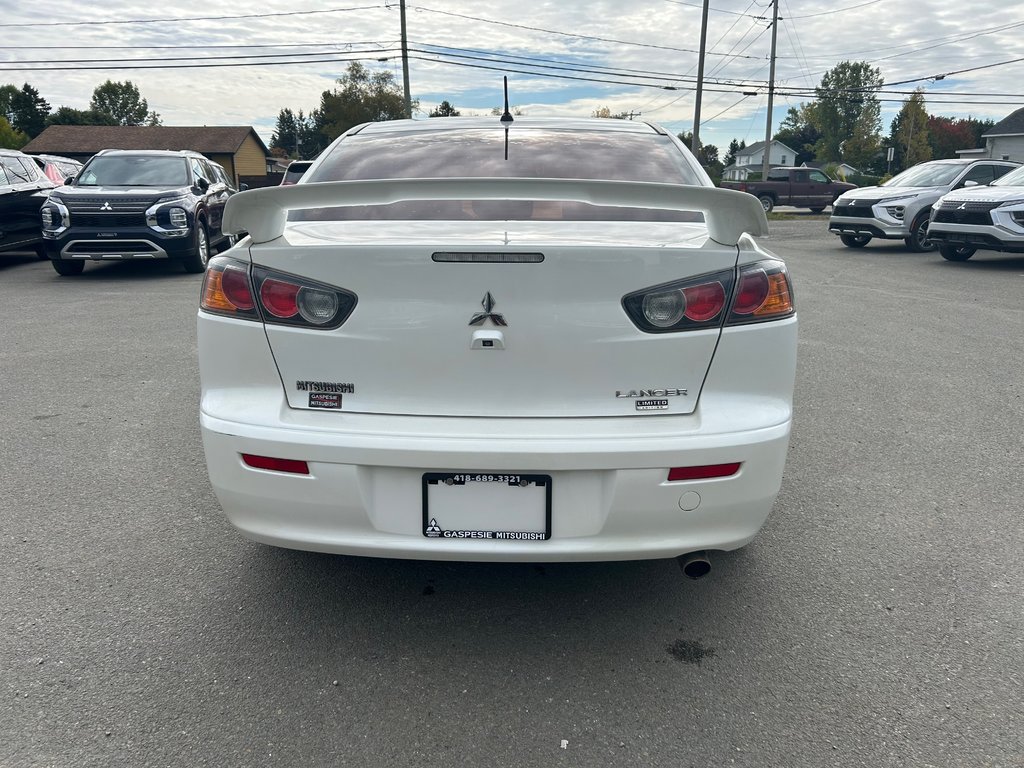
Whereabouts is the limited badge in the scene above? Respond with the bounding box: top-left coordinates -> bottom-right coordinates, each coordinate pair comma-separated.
636,398 -> 669,411
309,392 -> 342,409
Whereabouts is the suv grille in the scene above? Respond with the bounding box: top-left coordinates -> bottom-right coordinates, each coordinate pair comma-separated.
933,200 -> 1002,226
833,203 -> 877,218
71,213 -> 147,228
64,197 -> 153,214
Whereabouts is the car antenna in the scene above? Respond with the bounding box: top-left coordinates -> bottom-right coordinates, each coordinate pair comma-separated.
500,76 -> 513,160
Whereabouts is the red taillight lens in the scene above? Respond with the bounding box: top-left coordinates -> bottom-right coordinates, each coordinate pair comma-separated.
242,454 -> 310,475
733,269 -> 770,315
221,266 -> 255,310
682,281 -> 726,322
260,278 -> 300,318
668,463 -> 741,481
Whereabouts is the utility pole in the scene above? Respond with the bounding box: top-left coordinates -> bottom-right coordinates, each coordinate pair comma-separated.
760,0 -> 780,182
399,0 -> 412,118
691,0 -> 711,156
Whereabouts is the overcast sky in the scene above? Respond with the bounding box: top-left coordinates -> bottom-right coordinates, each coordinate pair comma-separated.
1,0 -> 1021,153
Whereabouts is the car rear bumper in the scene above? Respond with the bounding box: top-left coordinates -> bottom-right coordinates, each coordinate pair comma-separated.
201,410 -> 791,562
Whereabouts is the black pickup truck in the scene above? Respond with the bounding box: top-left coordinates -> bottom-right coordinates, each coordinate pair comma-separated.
720,167 -> 856,213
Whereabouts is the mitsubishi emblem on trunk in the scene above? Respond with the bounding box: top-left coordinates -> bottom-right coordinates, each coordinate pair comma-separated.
469,292 -> 507,327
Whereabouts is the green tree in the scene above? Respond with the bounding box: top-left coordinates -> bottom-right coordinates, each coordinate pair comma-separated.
430,100 -> 461,117
319,62 -> 414,142
0,115 -> 29,149
4,83 -> 51,138
723,139 -> 746,168
270,107 -> 299,155
809,61 -> 883,163
90,80 -> 160,126
46,106 -> 112,126
774,105 -> 820,166
893,89 -> 931,169
270,107 -> 327,158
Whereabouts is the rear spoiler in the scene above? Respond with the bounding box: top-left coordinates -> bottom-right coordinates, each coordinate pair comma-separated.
223,177 -> 769,247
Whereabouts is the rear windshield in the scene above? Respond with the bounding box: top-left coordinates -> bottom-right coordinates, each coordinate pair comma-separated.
295,128 -> 704,222
76,156 -> 189,187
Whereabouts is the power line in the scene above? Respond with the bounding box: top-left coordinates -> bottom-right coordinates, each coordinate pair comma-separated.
406,5 -> 763,60
783,0 -> 886,19
0,5 -> 383,28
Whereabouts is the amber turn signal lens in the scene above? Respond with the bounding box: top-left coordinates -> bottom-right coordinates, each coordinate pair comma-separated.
754,272 -> 794,317
200,259 -> 258,319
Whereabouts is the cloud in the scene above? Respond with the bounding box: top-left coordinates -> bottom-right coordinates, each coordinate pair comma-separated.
1,0 -> 1018,150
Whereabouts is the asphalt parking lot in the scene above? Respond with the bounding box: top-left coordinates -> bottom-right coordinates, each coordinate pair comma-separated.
2,222 -> 1022,768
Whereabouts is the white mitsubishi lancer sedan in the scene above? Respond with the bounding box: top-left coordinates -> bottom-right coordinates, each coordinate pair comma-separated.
197,117 -> 797,577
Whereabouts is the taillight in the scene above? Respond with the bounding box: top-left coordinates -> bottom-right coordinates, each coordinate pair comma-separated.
251,266 -> 355,328
726,261 -> 794,324
200,257 -> 357,329
623,269 -> 734,333
201,259 -> 258,319
622,259 -> 794,333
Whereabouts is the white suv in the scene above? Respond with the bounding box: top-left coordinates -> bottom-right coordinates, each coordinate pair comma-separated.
927,163 -> 1024,261
197,118 -> 797,577
829,159 -> 1018,251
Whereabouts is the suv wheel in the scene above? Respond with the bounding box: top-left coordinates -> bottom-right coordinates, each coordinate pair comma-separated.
51,259 -> 85,276
938,243 -> 976,262
839,233 -> 871,248
905,214 -> 936,252
183,222 -> 210,273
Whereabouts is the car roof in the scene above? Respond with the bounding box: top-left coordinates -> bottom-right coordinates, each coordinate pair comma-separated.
94,149 -> 204,158
352,117 -> 668,137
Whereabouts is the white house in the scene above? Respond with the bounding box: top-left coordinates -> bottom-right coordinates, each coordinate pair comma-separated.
721,140 -> 799,181
955,107 -> 1024,163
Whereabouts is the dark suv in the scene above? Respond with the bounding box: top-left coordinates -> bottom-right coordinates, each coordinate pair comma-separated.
41,149 -> 237,275
1,148 -> 55,257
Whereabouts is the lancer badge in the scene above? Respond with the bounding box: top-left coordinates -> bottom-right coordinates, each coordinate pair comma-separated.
469,292 -> 507,327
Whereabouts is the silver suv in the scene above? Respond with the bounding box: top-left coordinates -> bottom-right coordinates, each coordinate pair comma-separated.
829,159 -> 1019,252
927,163 -> 1024,261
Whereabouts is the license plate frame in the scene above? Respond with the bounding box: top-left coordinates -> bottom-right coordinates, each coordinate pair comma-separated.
422,473 -> 552,541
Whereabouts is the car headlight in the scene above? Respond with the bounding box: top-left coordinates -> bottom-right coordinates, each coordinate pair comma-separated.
168,207 -> 188,228
40,202 -> 69,232
1011,211 -> 1024,225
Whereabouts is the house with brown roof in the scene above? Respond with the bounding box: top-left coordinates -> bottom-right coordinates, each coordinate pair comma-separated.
21,125 -> 270,186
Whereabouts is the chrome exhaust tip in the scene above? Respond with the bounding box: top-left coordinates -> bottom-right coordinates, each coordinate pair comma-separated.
678,551 -> 711,579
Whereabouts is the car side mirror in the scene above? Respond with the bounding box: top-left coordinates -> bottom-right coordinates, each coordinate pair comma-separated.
64,176 -> 76,185
196,177 -> 210,192
239,183 -> 249,191
962,180 -> 980,188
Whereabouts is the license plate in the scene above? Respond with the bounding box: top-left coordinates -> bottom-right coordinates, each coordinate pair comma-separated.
422,473 -> 551,541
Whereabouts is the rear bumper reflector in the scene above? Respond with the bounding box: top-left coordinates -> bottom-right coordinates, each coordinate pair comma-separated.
668,463 -> 741,481
242,454 -> 310,475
